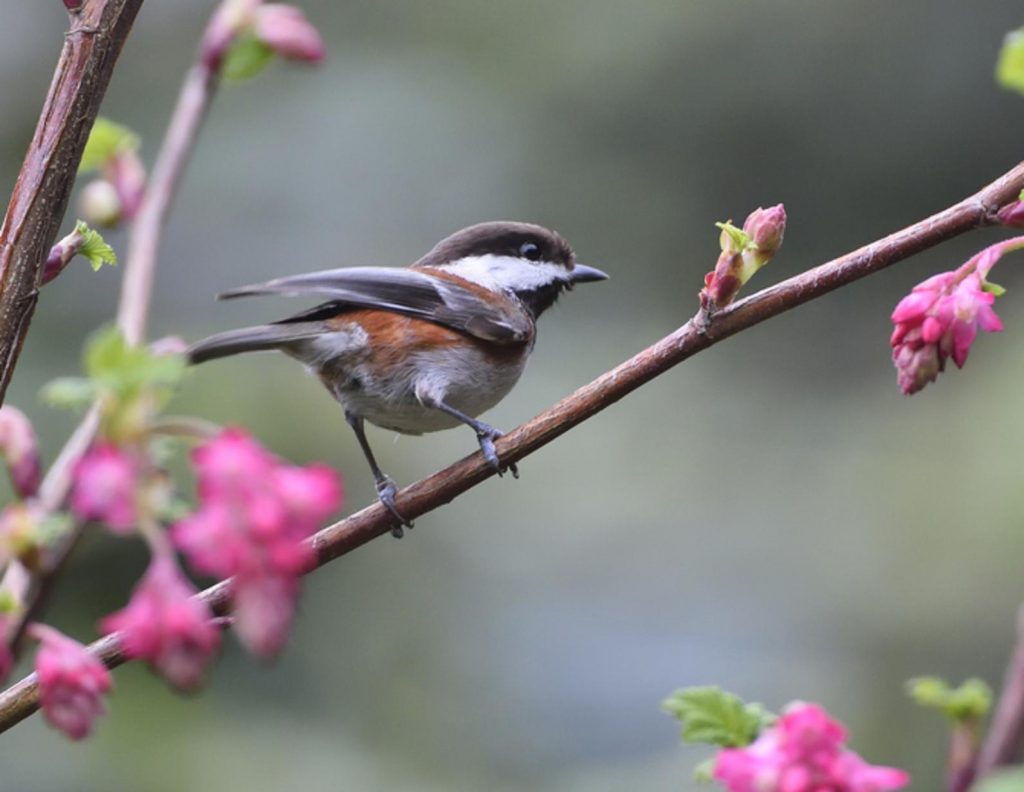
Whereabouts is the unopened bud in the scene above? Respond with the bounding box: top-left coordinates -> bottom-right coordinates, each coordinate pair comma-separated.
743,204 -> 786,255
997,200 -> 1024,228
699,203 -> 787,310
106,150 -> 146,221
79,180 -> 122,228
0,407 -> 41,499
253,4 -> 326,63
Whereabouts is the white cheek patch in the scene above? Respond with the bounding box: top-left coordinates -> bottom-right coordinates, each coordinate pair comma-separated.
440,255 -> 570,293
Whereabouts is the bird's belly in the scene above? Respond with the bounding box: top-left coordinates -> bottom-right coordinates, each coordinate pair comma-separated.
337,344 -> 528,435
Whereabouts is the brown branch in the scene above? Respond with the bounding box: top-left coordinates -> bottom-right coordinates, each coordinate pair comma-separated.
974,604 -> 1024,779
0,159 -> 1022,734
0,0 -> 144,406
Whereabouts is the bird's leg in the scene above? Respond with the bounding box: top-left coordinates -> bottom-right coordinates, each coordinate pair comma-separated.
345,411 -> 413,537
421,397 -> 519,478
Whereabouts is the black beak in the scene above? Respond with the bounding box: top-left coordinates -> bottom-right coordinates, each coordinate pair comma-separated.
570,264 -> 609,284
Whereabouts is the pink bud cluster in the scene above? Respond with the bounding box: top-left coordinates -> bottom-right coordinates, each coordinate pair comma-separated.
30,625 -> 113,741
713,703 -> 909,792
889,239 -> 1020,395
171,429 -> 341,657
202,0 -> 325,70
701,204 -> 786,310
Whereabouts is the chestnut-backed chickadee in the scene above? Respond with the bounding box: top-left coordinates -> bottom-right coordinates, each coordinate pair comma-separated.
187,221 -> 607,533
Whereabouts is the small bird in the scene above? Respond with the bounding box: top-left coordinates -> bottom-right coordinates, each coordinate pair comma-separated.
187,221 -> 607,533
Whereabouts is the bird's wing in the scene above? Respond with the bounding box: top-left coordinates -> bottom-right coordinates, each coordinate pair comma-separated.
218,267 -> 531,344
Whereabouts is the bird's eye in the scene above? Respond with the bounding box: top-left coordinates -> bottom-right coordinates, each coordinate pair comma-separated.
519,242 -> 542,261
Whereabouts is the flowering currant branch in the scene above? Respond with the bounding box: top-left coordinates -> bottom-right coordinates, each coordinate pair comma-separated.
0,0 -> 144,405
0,158 -> 1021,736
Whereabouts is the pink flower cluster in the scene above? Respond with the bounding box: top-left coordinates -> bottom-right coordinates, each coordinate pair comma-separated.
714,703 -> 909,792
890,242 -> 1010,395
172,429 -> 341,657
101,556 -> 220,692
31,625 -> 113,741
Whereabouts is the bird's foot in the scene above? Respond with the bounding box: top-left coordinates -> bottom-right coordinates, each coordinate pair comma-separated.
376,477 -> 413,537
475,424 -> 519,479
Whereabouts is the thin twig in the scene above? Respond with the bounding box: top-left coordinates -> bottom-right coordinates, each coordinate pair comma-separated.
975,604 -> 1024,778
0,0 -> 144,406
0,159 -> 1021,734
0,15 -> 224,663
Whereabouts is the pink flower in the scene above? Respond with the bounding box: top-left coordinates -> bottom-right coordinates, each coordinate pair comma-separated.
889,238 -> 1019,394
100,556 -> 220,692
31,624 -> 112,740
171,429 -> 342,658
253,4 -> 326,62
713,703 -> 909,792
71,444 -> 140,534
0,406 -> 41,499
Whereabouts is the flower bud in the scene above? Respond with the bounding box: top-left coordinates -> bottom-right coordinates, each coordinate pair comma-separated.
71,444 -> 140,534
79,180 -> 122,228
0,407 -> 41,499
700,204 -> 787,310
997,200 -> 1024,228
253,4 -> 326,63
743,203 -> 786,256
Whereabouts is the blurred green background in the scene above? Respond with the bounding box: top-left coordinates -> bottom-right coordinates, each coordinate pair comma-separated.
3,2 -> 1024,789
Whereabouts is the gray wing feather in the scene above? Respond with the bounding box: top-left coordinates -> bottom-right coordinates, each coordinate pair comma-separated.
219,267 -> 530,343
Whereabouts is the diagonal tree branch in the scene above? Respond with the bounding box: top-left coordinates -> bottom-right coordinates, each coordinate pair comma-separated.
0,0 -> 144,405
0,159 -> 1021,734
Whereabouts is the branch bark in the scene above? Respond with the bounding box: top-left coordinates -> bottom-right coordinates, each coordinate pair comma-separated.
0,0 -> 144,405
975,604 -> 1024,778
1,159 -> 1022,734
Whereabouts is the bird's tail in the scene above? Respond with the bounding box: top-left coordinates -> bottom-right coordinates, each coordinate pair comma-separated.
186,324 -> 322,364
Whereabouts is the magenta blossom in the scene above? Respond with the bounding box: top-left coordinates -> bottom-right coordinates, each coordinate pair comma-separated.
889,238 -> 1023,394
713,703 -> 909,792
100,556 -> 221,692
71,444 -> 140,534
172,429 -> 341,657
31,624 -> 113,740
0,406 -> 41,499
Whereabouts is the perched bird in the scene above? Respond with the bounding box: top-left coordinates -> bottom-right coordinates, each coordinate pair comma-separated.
187,221 -> 608,533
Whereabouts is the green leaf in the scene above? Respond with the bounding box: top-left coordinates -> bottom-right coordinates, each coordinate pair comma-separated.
662,686 -> 772,747
715,221 -> 751,252
983,279 -> 1007,297
907,676 -> 992,721
73,221 -> 117,271
975,769 -> 1024,792
222,33 -> 275,82
84,325 -> 186,396
40,376 -> 96,409
692,757 -> 715,783
79,117 -> 139,174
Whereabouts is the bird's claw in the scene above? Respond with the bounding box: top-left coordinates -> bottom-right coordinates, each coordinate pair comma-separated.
476,427 -> 518,479
376,477 -> 413,537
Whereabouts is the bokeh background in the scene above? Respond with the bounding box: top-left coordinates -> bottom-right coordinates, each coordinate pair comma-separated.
3,2 -> 1024,789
